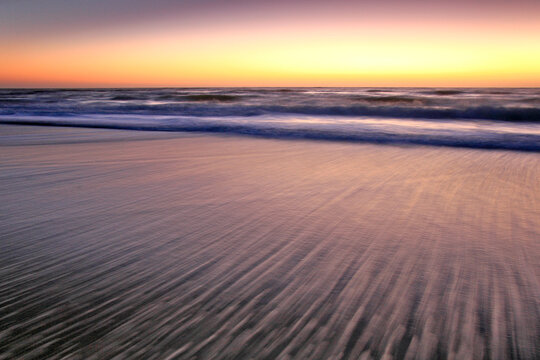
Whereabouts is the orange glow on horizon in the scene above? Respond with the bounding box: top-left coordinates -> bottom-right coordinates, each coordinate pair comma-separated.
1,14 -> 539,87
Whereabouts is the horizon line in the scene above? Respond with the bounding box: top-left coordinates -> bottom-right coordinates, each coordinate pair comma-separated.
2,85 -> 539,89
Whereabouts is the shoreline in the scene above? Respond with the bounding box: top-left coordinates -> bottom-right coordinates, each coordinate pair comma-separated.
2,119 -> 540,153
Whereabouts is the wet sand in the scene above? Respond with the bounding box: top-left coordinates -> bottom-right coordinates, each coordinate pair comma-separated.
1,125 -> 539,359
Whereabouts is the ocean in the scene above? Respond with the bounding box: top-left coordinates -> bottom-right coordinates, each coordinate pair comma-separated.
1,87 -> 539,151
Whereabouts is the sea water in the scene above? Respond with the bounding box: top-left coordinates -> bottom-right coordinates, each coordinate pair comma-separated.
1,87 -> 539,151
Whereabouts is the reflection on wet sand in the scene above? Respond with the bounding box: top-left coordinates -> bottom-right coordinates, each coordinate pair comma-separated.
1,126 -> 539,359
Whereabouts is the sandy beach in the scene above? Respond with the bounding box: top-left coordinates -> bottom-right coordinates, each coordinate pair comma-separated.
1,124 -> 539,359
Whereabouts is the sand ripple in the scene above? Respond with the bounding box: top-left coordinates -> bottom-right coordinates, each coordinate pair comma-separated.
1,126 -> 539,359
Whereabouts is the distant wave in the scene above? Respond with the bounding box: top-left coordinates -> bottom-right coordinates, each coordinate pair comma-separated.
1,104 -> 539,122
2,115 -> 539,152
421,90 -> 465,96
1,88 -> 539,123
348,96 -> 422,104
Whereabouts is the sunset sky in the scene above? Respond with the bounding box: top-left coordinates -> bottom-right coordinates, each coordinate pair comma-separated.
1,0 -> 539,87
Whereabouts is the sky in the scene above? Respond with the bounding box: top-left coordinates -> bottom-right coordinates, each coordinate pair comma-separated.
1,0 -> 539,87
